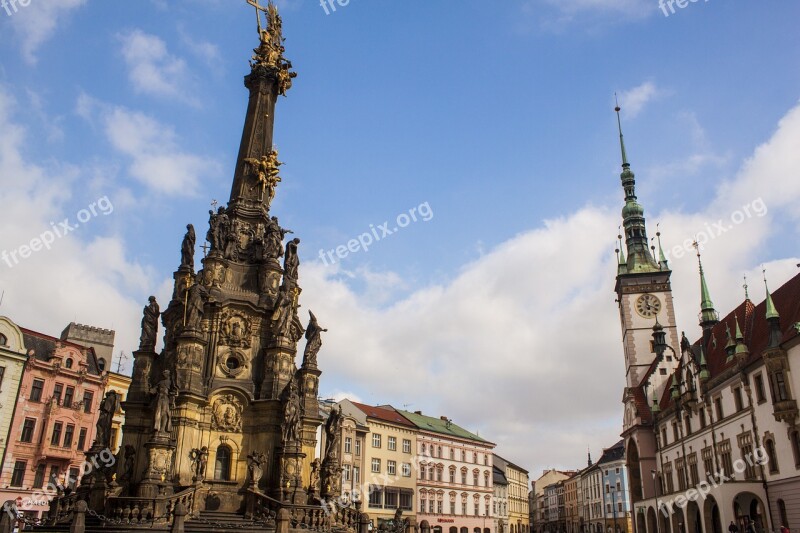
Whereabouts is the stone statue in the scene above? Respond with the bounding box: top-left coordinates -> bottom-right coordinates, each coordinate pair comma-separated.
184,278 -> 206,332
281,380 -> 301,444
323,405 -> 343,461
139,296 -> 160,352
303,311 -> 327,367
271,285 -> 295,338
94,390 -> 120,449
265,216 -> 291,261
119,445 -> 136,484
390,508 -> 409,533
247,451 -> 268,486
151,371 -> 174,434
308,458 -> 320,492
244,150 -> 282,204
283,238 -> 300,281
191,446 -> 209,482
180,224 -> 196,270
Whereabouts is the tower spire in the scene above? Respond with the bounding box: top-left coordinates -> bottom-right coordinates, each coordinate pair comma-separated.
693,242 -> 719,337
763,267 -> 783,347
763,267 -> 780,320
614,101 -> 659,273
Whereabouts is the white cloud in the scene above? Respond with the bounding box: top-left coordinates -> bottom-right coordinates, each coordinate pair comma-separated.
617,81 -> 661,118
0,86 -> 152,372
119,30 -> 196,103
295,101 -> 800,473
5,0 -> 86,64
522,0 -> 653,27
76,94 -> 220,196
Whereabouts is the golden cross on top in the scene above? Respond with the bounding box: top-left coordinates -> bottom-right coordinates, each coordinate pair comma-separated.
247,0 -> 269,32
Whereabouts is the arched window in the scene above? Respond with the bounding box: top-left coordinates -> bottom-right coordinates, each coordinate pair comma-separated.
473,470 -> 479,486
0,333 -> 8,346
98,358 -> 106,372
484,471 -> 489,487
215,445 -> 232,481
766,439 -> 779,474
777,499 -> 789,528
791,431 -> 800,468
65,358 -> 73,369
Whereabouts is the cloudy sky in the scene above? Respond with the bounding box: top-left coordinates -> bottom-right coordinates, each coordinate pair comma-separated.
1,0 -> 799,478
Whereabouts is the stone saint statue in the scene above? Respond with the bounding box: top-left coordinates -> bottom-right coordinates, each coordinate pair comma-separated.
271,286 -> 295,338
93,391 -> 120,449
283,238 -> 300,281
308,458 -> 320,492
139,296 -> 160,351
191,446 -> 209,482
151,371 -> 173,434
303,311 -> 327,367
180,224 -> 196,270
281,380 -> 301,444
323,405 -> 343,461
119,445 -> 136,484
184,279 -> 206,332
247,451 -> 268,486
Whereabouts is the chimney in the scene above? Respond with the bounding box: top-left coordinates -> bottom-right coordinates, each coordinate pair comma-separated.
414,411 -> 422,415
440,416 -> 448,421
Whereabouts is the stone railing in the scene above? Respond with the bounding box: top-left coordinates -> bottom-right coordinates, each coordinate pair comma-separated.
246,490 -> 363,532
47,490 -> 78,524
105,486 -> 197,527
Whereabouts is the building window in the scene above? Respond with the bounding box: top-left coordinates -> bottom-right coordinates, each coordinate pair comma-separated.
30,379 -> 44,402
0,334 -> 6,346
402,463 -> 411,477
343,464 -> 351,481
714,397 -> 724,421
791,430 -> 800,468
388,460 -> 397,476
699,407 -> 707,429
473,471 -> 479,486
110,428 -> 118,451
388,436 -> 397,451
53,383 -> 63,405
372,434 -> 382,448
462,502 -> 467,515
77,427 -> 87,451
82,391 -> 94,413
214,445 -> 232,481
461,450 -> 466,462
385,489 -> 398,509
403,439 -> 411,454
64,424 -> 75,448
778,499 -> 789,528
437,500 -> 443,514
33,464 -> 46,488
437,466 -> 443,482
754,373 -> 767,404
371,458 -> 381,473
701,447 -> 714,479
353,466 -> 360,483
51,422 -> 63,446
11,461 -> 26,487
684,414 -> 692,436
355,439 -> 361,457
484,471 -> 489,487
766,439 -> 779,474
452,502 -> 457,515
64,386 -> 75,407
774,371 -> 789,402
422,443 -> 427,455
345,437 -> 352,454
21,418 -> 36,443
473,452 -> 478,463
661,427 -> 668,446
400,491 -> 412,511
65,358 -> 73,369
48,466 -> 60,487
450,468 -> 456,483
717,440 -> 734,478
437,446 -> 442,458
687,453 -> 699,486
450,448 -> 455,460
369,486 -> 383,508
68,467 -> 80,489
461,470 -> 467,484
733,387 -> 744,412
672,422 -> 679,442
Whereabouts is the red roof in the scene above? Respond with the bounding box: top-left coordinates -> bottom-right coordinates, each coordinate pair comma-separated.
658,271 -> 800,410
352,402 -> 416,428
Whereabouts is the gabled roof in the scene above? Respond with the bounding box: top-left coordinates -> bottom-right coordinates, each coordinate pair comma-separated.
21,327 -> 103,375
398,409 -> 493,445
351,402 -> 416,428
493,465 -> 509,485
495,453 -> 529,474
597,440 -> 625,464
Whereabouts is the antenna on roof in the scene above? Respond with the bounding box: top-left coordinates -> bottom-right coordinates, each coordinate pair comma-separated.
115,350 -> 129,374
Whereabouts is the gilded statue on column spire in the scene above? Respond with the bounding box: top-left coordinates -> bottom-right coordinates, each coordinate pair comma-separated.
247,0 -> 296,94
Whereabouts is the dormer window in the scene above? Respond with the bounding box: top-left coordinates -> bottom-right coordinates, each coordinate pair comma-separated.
0,333 -> 7,346
98,359 -> 106,372
65,358 -> 73,369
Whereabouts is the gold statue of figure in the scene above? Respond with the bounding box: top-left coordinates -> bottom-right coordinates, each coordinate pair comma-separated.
244,150 -> 282,204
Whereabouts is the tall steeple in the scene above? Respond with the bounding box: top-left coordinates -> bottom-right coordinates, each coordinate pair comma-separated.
763,269 -> 783,348
694,244 -> 719,342
614,104 -> 659,274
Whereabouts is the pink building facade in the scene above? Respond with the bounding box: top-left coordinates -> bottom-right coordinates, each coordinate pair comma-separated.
0,328 -> 106,519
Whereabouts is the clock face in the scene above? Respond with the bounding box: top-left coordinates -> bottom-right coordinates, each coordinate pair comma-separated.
636,294 -> 662,318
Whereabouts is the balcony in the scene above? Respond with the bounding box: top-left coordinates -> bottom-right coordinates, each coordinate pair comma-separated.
41,445 -> 78,462
772,399 -> 799,425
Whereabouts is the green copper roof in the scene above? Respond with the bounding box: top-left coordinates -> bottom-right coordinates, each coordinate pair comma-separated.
764,279 -> 780,320
734,315 -> 744,341
698,347 -> 710,380
698,257 -> 717,325
397,410 -> 490,443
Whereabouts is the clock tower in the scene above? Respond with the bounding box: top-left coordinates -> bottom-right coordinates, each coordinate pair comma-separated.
612,105 -> 680,417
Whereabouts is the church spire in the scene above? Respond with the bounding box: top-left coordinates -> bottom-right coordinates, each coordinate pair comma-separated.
763,268 -> 783,348
614,102 -> 659,274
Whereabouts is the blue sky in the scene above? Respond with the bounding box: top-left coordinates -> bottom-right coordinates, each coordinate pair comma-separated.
1,0 -> 799,475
